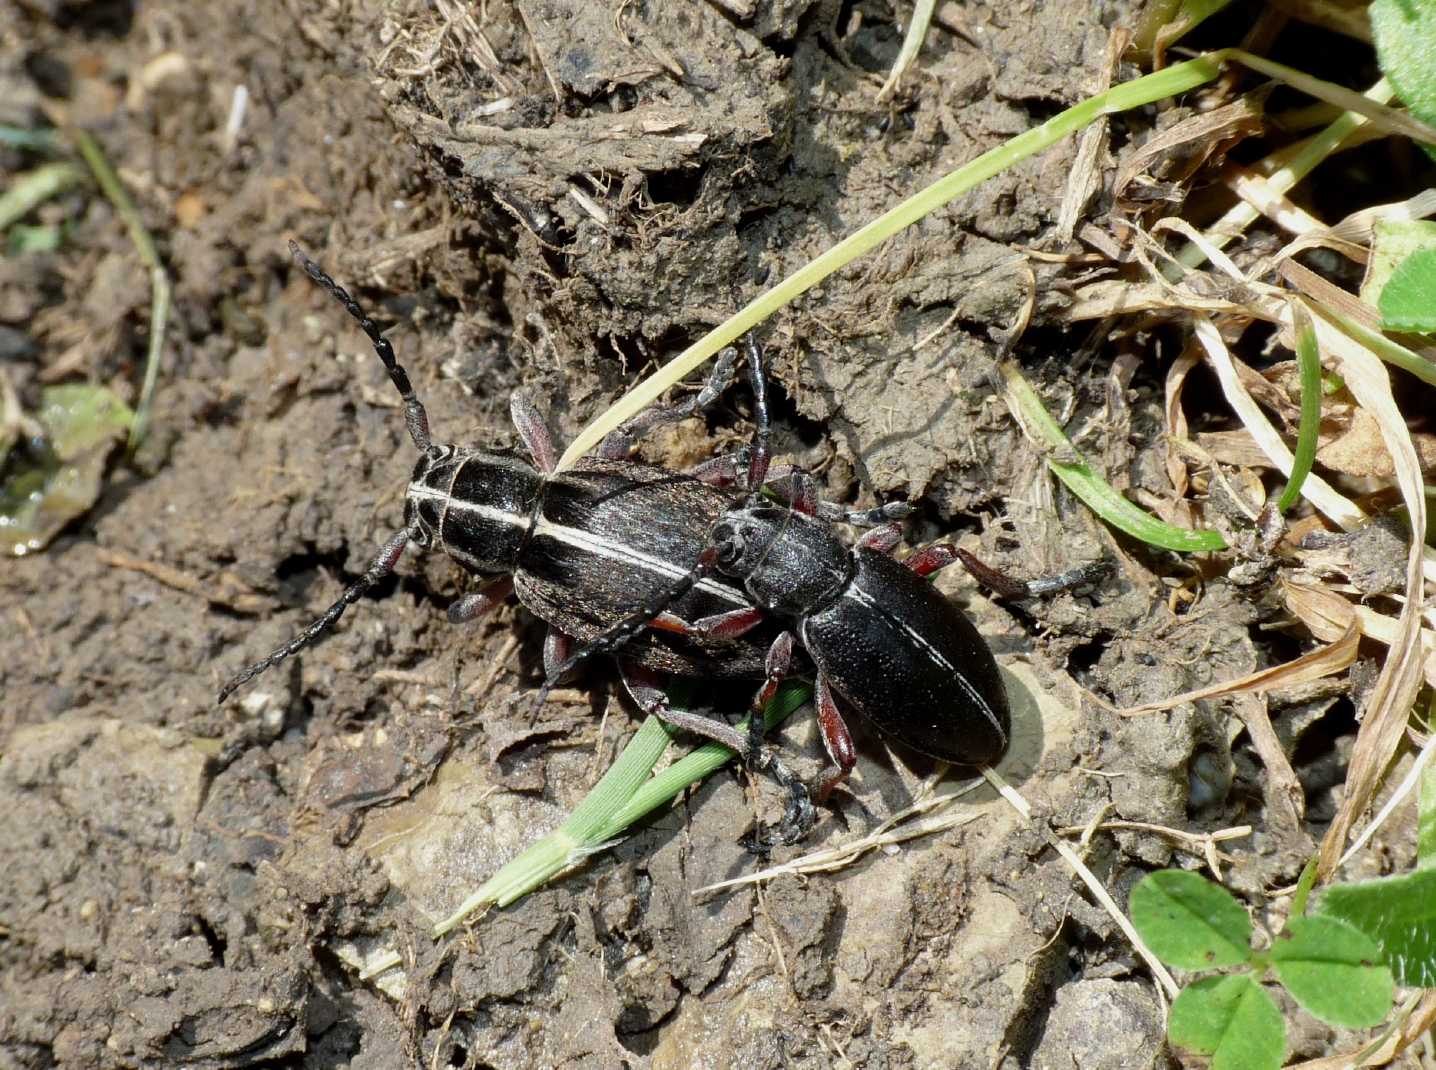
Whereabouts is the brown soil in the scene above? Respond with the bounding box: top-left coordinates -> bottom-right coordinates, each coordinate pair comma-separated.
0,1 -> 1388,1068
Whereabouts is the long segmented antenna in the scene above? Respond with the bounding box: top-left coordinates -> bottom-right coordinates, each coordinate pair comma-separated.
217,529 -> 410,703
288,240 -> 437,458
532,547 -> 720,710
219,247 -> 434,704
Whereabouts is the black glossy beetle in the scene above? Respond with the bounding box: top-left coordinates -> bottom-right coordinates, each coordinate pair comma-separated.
552,341 -> 1035,840
218,243 -> 791,759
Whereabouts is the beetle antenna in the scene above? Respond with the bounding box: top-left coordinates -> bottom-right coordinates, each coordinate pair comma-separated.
741,336 -> 771,497
288,241 -> 436,457
534,548 -> 719,708
217,529 -> 411,703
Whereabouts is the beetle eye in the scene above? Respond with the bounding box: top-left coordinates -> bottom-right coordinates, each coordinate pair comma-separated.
714,528 -> 744,568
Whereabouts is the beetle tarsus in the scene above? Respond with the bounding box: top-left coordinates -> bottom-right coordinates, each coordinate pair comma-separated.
741,762 -> 818,853
953,548 -> 1109,600
599,346 -> 741,461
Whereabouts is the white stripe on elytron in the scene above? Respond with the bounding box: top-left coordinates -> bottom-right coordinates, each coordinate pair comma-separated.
532,517 -> 750,607
839,583 -> 1003,737
408,487 -> 749,608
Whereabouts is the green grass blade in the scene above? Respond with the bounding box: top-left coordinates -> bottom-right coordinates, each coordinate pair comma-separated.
556,55 -> 1226,469
1276,306 -> 1322,513
1308,300 -> 1436,388
435,714 -> 676,929
433,681 -> 810,931
1289,855 -> 1320,918
69,129 -> 172,453
1000,362 -> 1227,552
597,681 -> 811,838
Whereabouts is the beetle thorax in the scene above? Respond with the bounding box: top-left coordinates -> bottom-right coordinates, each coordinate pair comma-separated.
404,447 -> 543,574
713,507 -> 851,619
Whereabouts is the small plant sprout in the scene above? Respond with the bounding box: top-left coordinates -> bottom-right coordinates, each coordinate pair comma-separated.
1131,869 -> 1396,1070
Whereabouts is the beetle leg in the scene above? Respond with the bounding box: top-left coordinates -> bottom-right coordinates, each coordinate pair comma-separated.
765,467 -> 912,527
619,662 -> 816,847
745,629 -> 796,778
947,548 -> 1031,599
745,631 -> 819,847
823,500 -> 913,527
1011,559 -> 1109,598
543,628 -> 575,681
752,631 -> 795,718
750,772 -> 819,851
618,663 -> 748,753
594,432 -> 633,461
813,674 -> 858,803
649,606 -> 766,641
904,543 -> 1025,595
902,543 -> 963,579
742,336 -> 772,493
447,576 -> 515,623
856,522 -> 904,555
598,347 -> 740,459
685,451 -> 746,487
907,545 -> 1108,599
762,468 -> 819,515
509,391 -> 559,473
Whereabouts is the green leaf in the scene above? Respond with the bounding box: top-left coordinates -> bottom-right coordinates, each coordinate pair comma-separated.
1129,870 -> 1252,969
1372,0 -> 1436,162
1320,869 -> 1436,987
6,222 -> 62,255
39,384 -> 134,456
0,161 -> 84,231
1269,915 -> 1394,1028
0,384 -> 133,556
1363,219 -> 1436,306
1168,975 -> 1284,1070
1379,247 -> 1436,333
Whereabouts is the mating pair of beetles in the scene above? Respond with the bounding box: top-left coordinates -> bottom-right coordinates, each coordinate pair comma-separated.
219,243 -> 1020,843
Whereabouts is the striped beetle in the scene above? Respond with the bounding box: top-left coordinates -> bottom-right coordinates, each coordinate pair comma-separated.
219,243 -> 794,764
